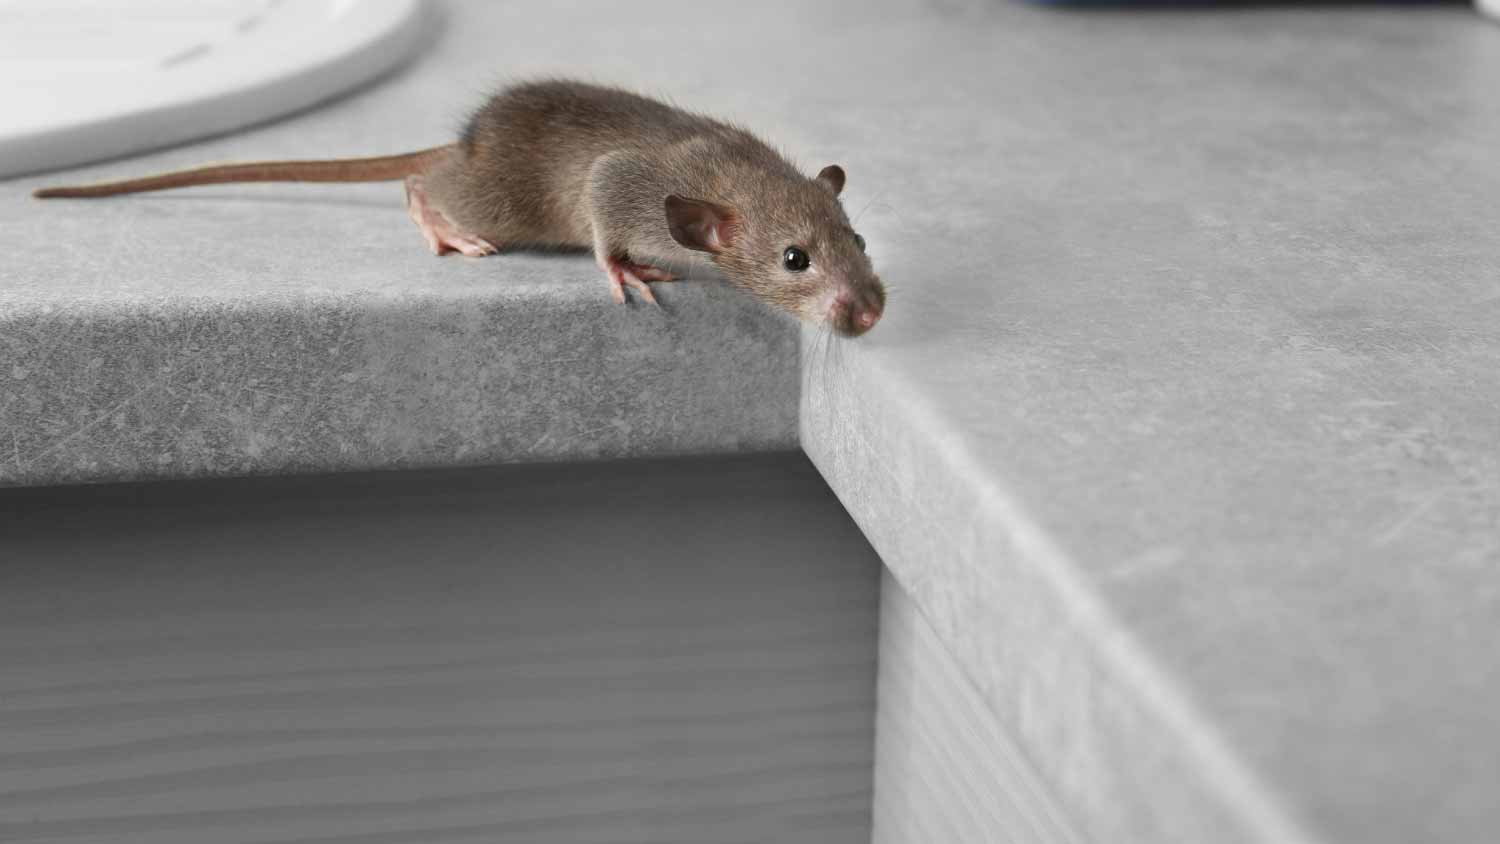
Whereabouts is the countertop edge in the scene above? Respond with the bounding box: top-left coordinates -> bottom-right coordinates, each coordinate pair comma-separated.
1,282 -> 800,488
799,334 -> 1322,844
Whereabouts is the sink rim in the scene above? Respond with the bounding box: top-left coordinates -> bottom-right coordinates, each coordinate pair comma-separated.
0,0 -> 425,179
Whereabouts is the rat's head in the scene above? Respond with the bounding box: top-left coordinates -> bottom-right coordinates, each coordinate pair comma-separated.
665,164 -> 885,337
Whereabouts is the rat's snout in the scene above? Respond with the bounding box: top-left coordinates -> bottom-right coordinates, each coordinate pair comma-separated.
828,283 -> 886,338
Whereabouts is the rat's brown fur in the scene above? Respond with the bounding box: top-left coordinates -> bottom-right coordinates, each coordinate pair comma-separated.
430,80 -> 884,333
35,79 -> 886,335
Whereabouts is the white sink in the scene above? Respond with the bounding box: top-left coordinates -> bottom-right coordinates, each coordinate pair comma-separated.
0,0 -> 423,178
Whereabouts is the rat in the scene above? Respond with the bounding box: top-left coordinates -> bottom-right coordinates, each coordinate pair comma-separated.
34,80 -> 886,337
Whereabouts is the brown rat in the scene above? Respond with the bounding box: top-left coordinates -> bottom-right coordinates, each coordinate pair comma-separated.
35,80 -> 887,337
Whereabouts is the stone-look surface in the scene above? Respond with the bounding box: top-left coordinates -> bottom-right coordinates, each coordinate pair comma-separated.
5,0 -> 1500,841
874,569 -> 1083,844
1,283 -> 796,487
798,3 -> 1500,844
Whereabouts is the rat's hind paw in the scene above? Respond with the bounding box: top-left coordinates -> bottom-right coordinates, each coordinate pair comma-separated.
441,234 -> 499,258
405,175 -> 498,258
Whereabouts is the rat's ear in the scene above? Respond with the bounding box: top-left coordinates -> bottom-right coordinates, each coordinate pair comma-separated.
665,195 -> 738,253
816,165 -> 846,196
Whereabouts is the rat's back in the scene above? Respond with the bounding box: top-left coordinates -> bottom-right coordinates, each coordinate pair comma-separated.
462,80 -> 715,156
428,80 -> 748,247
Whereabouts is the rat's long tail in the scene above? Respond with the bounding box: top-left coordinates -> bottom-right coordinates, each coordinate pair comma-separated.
32,145 -> 455,199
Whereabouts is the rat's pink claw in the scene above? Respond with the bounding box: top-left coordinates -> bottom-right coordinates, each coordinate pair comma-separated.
602,256 -> 660,305
405,175 -> 498,257
446,235 -> 499,257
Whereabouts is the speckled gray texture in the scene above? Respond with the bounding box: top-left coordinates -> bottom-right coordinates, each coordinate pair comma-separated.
2,285 -> 795,487
799,3 -> 1500,844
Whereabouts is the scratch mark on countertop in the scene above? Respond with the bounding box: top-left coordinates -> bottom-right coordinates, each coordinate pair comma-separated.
24,369 -> 176,470
1371,490 -> 1444,548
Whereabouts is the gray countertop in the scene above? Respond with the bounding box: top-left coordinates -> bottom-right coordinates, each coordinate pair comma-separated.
801,2 -> 1500,843
5,0 -> 1500,841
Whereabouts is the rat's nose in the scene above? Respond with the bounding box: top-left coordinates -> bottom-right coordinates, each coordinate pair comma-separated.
830,289 -> 884,337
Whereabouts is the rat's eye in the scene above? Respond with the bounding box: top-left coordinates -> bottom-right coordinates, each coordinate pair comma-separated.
854,233 -> 866,253
783,246 -> 810,272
